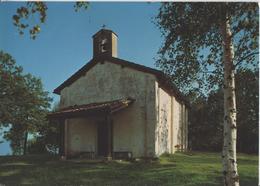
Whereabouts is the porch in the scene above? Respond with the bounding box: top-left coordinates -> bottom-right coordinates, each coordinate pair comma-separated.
48,98 -> 135,160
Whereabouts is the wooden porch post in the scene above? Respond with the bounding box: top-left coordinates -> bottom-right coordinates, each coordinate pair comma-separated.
64,119 -> 68,158
59,119 -> 65,156
107,114 -> 112,160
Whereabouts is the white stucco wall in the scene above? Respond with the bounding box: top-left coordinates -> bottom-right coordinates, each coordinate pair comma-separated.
184,105 -> 188,150
155,84 -> 172,156
60,61 -> 157,157
155,83 -> 188,156
172,97 -> 179,152
66,117 -> 96,156
173,98 -> 189,152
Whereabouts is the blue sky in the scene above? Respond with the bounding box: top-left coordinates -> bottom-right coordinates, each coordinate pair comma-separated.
0,2 -> 162,155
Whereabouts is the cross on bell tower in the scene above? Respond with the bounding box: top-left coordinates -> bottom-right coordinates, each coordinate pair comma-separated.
92,28 -> 118,58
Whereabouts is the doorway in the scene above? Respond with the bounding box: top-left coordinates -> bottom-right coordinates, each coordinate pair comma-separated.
97,121 -> 109,157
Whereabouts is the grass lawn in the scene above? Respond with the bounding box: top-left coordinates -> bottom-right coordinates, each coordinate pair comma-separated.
0,152 -> 258,186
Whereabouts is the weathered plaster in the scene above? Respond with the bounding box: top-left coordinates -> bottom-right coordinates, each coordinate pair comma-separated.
66,118 -> 96,156
155,86 -> 171,156
60,61 -> 157,157
155,85 -> 188,156
175,99 -> 183,151
185,106 -> 189,150
60,60 -> 188,158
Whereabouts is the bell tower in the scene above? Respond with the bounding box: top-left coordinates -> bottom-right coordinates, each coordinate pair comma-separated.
92,29 -> 118,58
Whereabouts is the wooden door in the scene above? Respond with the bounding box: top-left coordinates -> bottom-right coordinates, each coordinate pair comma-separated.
97,122 -> 109,156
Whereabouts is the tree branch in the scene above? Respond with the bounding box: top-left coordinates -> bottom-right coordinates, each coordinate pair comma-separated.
234,52 -> 259,68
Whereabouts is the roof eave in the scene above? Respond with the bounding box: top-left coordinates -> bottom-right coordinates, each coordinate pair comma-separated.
52,56 -> 190,106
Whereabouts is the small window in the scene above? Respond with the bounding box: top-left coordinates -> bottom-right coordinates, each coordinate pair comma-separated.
100,38 -> 108,53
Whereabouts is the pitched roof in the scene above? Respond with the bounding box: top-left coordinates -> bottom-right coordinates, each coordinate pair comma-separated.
92,28 -> 118,38
53,55 -> 189,106
48,98 -> 135,119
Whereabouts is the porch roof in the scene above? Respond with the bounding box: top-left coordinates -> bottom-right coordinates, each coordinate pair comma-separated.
48,98 -> 135,119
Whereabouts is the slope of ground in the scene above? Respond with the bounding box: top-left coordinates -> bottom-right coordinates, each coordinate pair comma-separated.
0,152 -> 258,186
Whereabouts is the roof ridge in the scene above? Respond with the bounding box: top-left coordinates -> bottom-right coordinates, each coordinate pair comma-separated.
53,56 -> 163,94
53,56 -> 189,106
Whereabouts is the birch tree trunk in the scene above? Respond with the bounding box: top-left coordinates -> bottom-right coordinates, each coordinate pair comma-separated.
221,8 -> 240,186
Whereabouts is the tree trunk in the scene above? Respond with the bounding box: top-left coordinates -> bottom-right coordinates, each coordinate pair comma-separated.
23,130 -> 28,155
221,8 -> 239,186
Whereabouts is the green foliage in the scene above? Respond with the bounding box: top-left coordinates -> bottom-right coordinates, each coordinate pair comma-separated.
189,92 -> 223,152
0,152 -> 257,185
27,137 -> 48,154
13,2 -> 47,40
27,136 -> 59,154
35,119 -> 60,154
0,51 -> 24,126
156,5 -> 258,183
0,51 -> 52,154
74,2 -> 90,12
12,2 -> 89,39
25,101 -> 60,155
236,69 -> 259,153
189,69 -> 258,153
155,2 -> 259,95
4,125 -> 25,155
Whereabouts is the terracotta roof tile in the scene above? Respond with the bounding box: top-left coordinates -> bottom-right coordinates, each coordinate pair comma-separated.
48,98 -> 135,119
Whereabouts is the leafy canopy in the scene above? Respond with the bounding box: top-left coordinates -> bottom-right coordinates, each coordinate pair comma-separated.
155,2 -> 259,95
12,2 -> 89,39
0,51 -> 52,153
0,51 -> 52,127
189,69 -> 258,153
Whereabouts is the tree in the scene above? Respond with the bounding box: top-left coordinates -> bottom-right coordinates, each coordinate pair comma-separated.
3,2 -> 89,153
0,51 -> 52,154
189,69 -> 258,153
189,91 -> 223,152
155,3 -> 258,186
12,2 -> 89,39
27,118 -> 60,155
236,69 -> 258,153
29,101 -> 61,155
0,51 -> 24,125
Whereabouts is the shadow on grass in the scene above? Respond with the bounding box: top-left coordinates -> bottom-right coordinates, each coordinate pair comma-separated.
0,153 -> 258,186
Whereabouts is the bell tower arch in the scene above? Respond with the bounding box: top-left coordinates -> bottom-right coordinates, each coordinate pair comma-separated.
92,29 -> 118,58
